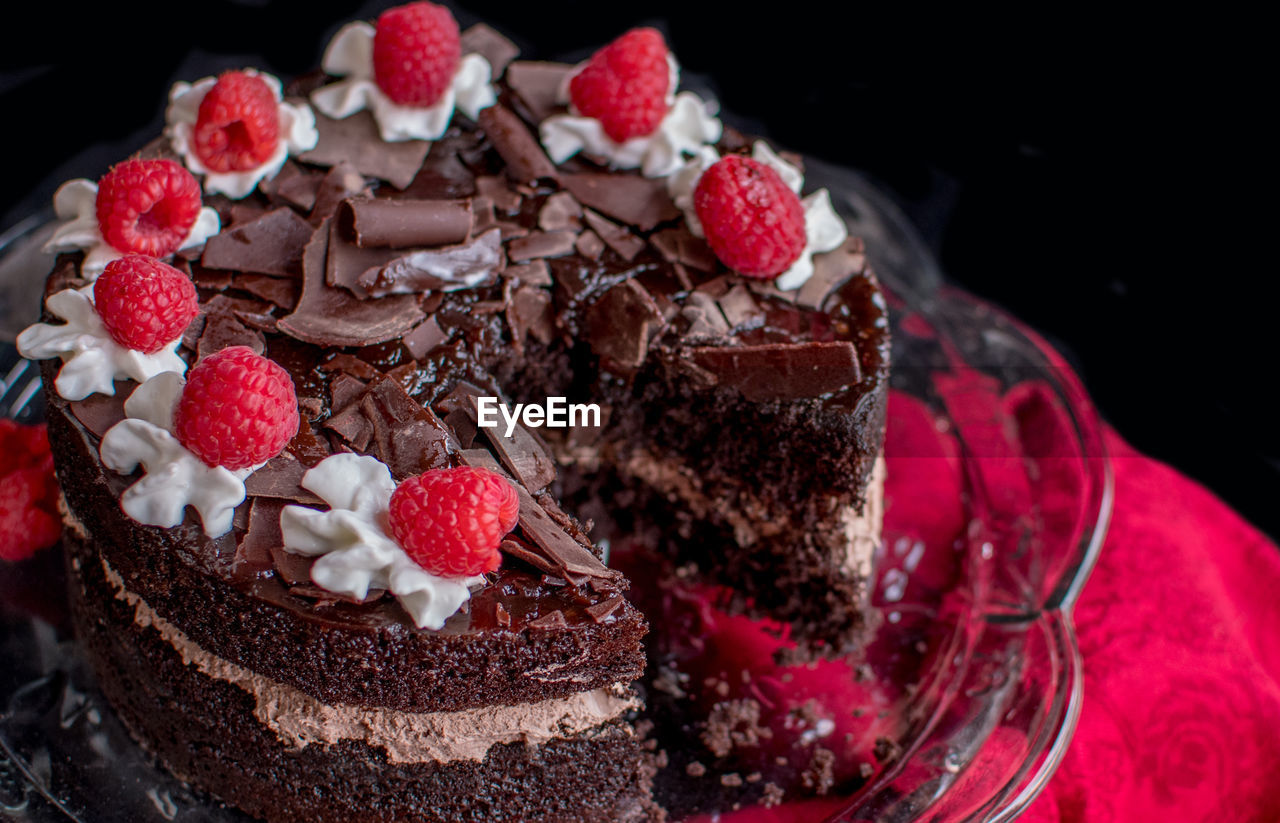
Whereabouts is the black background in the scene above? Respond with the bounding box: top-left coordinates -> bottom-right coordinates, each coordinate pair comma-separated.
1,2 -> 1272,537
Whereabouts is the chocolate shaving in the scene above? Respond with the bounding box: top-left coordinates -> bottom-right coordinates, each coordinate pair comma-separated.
318,354 -> 380,380
360,375 -> 452,480
192,266 -> 233,292
277,219 -> 425,347
201,207 -> 312,278
260,160 -> 320,212
340,198 -> 472,249
357,228 -> 504,298
197,311 -> 266,360
582,210 -> 644,261
323,402 -> 374,451
299,111 -> 429,190
507,230 -> 576,262
717,284 -> 762,331
651,226 -> 717,272
575,230 -> 605,260
478,411 -> 556,493
795,237 -> 866,311
494,601 -> 512,627
499,538 -> 558,577
244,453 -> 322,504
504,260 -> 552,287
310,162 -> 370,224
514,485 -> 618,580
681,292 -> 731,340
460,24 -> 520,77
70,389 -> 128,438
528,610 -> 568,630
475,175 -> 522,213
586,596 -> 625,623
585,279 -> 664,371
235,498 -> 284,576
505,61 -> 573,123
477,104 -> 557,183
688,341 -> 862,401
232,274 -> 298,310
271,544 -> 315,587
400,139 -> 476,200
444,408 -> 477,449
507,285 -> 556,345
403,316 -> 449,360
561,172 -> 679,231
286,419 -> 332,467
538,191 -> 583,232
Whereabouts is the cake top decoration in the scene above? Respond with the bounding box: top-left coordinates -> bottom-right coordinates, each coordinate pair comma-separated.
166,69 -> 319,200
42,160 -> 221,279
539,27 -> 723,178
668,141 -> 848,290
16,255 -> 196,401
310,1 -> 497,144
98,347 -> 299,537
280,456 -> 514,628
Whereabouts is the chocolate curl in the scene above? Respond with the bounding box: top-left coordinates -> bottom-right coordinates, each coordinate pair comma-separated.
339,198 -> 473,249
477,104 -> 558,184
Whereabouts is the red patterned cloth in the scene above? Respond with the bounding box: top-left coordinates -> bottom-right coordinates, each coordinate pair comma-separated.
1022,429 -> 1280,823
711,388 -> 1280,823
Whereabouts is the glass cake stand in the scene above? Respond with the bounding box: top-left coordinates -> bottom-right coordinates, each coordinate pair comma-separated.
0,160 -> 1111,822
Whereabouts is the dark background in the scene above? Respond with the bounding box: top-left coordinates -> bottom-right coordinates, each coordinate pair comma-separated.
1,2 -> 1272,536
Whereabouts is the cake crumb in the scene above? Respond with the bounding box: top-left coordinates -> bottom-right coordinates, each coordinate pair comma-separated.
720,773 -> 744,788
685,761 -> 707,777
801,748 -> 837,795
700,699 -> 772,758
761,783 -> 785,808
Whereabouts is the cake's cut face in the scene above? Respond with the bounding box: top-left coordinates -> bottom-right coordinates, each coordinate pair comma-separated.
25,8 -> 888,821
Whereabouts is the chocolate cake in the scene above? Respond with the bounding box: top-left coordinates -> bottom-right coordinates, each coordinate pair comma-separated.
20,5 -> 888,821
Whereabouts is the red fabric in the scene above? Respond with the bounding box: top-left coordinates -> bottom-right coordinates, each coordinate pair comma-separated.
1024,429 -> 1280,823
706,386 -> 1280,822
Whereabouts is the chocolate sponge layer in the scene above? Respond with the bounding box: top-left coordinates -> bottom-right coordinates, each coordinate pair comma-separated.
66,532 -> 650,823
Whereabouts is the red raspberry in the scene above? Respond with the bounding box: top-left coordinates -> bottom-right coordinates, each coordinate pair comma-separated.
0,468 -> 61,562
173,346 -> 299,470
192,70 -> 281,173
0,420 -> 53,474
569,28 -> 671,143
372,2 -> 461,107
96,159 -> 203,257
93,255 -> 199,354
693,155 -> 808,278
388,467 -> 519,577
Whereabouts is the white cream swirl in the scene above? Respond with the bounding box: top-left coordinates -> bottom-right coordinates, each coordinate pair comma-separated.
42,179 -> 220,280
279,453 -> 484,630
540,55 -> 722,179
666,140 -> 848,290
99,373 -> 259,538
166,69 -> 319,200
310,21 -> 496,143
15,285 -> 187,401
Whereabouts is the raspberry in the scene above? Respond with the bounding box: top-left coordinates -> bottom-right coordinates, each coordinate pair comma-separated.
569,28 -> 671,143
372,2 -> 461,107
96,159 -> 203,257
192,70 -> 281,173
93,255 -> 199,353
693,155 -> 808,278
0,420 -> 53,474
388,467 -> 519,577
173,346 -> 299,470
0,467 -> 61,562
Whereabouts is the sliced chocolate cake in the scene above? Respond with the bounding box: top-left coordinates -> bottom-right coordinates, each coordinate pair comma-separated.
20,4 -> 888,821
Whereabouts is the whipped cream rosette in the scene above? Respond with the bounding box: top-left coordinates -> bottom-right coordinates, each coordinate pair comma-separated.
310,20 -> 496,143
279,454 -> 489,630
43,177 -> 219,280
668,141 -> 848,291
